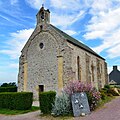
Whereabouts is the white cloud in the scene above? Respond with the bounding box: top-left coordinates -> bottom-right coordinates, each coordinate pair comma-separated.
0,15 -> 22,26
51,10 -> 85,28
0,29 -> 34,59
0,15 -> 11,22
64,30 -> 77,36
10,0 -> 18,5
0,1 -> 32,27
108,66 -> 112,74
84,8 -> 120,40
0,71 -> 17,84
25,0 -> 81,11
25,0 -> 42,9
50,0 -> 86,28
24,0 -> 87,38
90,0 -> 112,14
0,63 -> 19,83
50,0 -> 80,11
84,30 -> 105,40
83,0 -> 120,58
93,28 -> 120,55
107,44 -> 120,58
25,0 -> 85,28
9,63 -> 19,69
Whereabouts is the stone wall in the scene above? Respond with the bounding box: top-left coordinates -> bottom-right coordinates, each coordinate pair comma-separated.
26,32 -> 59,99
65,42 -> 107,89
18,24 -> 69,99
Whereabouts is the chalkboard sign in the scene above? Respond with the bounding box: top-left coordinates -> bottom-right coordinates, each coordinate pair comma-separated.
71,92 -> 90,117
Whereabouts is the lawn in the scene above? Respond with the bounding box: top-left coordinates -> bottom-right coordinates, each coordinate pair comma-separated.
39,114 -> 74,120
0,106 -> 39,115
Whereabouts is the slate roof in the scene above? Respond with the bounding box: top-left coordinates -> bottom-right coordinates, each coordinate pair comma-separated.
51,24 -> 105,60
109,66 -> 120,84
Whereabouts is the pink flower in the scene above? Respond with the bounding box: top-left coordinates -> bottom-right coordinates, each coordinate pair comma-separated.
64,80 -> 101,111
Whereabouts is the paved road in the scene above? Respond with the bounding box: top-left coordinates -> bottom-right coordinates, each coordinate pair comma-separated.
0,111 -> 41,120
0,97 -> 120,120
79,96 -> 120,120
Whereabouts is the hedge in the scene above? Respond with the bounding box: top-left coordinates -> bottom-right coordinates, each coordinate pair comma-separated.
0,86 -> 17,92
39,91 -> 56,114
0,92 -> 33,110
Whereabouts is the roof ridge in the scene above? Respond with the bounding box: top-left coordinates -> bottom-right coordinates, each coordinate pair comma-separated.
50,24 -> 104,60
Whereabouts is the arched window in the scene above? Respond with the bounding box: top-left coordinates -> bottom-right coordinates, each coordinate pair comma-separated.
77,56 -> 80,80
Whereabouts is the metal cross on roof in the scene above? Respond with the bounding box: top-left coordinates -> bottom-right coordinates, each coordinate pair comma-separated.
42,0 -> 45,7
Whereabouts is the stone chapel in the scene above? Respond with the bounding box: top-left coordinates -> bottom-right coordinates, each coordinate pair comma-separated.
18,6 -> 108,99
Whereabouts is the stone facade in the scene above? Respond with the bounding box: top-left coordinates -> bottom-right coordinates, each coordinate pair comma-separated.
18,6 -> 108,99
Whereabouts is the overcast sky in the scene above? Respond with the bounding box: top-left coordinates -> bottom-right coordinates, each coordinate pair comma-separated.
0,0 -> 120,84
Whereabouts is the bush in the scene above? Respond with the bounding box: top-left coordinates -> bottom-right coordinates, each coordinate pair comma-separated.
39,91 -> 56,114
52,93 -> 72,116
102,85 -> 120,96
0,86 -> 17,92
99,91 -> 107,100
100,88 -> 113,97
101,88 -> 108,92
86,90 -> 101,111
64,80 -> 101,111
108,88 -> 119,96
104,84 -> 111,90
0,92 -> 33,110
106,93 -> 113,97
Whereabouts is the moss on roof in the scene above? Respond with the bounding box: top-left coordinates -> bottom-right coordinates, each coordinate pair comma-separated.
50,24 -> 104,60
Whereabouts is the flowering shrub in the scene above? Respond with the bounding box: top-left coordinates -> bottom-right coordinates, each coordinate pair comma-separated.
64,80 -> 101,111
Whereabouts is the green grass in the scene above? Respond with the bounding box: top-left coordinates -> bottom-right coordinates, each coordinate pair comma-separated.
0,106 -> 39,115
112,85 -> 120,88
39,114 -> 74,120
97,96 -> 115,109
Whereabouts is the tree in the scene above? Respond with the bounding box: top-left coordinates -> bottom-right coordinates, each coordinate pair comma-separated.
1,82 -> 17,87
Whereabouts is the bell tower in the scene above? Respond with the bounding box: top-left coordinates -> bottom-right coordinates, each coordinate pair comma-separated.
36,5 -> 50,25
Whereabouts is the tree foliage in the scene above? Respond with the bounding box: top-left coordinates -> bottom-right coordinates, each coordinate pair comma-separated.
1,82 -> 17,87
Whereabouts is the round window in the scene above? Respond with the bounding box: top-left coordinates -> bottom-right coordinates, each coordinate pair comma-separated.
39,43 -> 44,49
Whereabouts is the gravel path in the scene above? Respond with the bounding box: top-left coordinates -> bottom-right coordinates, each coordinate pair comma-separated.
0,97 -> 120,120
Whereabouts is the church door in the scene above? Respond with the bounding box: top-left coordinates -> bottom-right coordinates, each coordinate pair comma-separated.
39,85 -> 44,93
